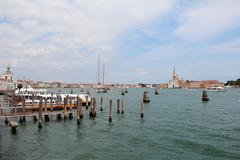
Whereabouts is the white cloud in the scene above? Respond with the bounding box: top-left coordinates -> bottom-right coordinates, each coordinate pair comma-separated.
0,0 -> 175,82
135,68 -> 149,76
1,0 -> 175,49
205,39 -> 240,54
174,0 -> 240,41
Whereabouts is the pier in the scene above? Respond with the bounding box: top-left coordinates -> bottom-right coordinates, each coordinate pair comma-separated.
0,91 -> 92,118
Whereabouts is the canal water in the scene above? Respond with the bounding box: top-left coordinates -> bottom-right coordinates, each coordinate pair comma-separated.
0,88 -> 240,160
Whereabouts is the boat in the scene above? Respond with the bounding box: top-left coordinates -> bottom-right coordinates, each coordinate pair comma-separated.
96,86 -> 108,93
14,84 -> 91,108
95,52 -> 109,93
205,86 -> 225,92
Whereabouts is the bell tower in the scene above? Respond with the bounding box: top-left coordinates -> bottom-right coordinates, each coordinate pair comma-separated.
173,65 -> 177,80
1,65 -> 13,80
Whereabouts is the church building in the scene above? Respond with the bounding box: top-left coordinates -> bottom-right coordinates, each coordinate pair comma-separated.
0,65 -> 15,91
168,65 -> 180,88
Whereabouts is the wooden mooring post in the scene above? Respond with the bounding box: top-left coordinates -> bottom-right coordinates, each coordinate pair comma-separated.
5,117 -> 9,125
69,97 -> 73,119
50,93 -> 53,112
143,91 -> 150,103
64,97 -> 68,119
69,97 -> 72,111
117,99 -> 120,114
14,94 -> 17,119
44,98 -> 50,122
109,99 -> 112,123
79,98 -> 83,119
56,94 -> 60,110
121,99 -> 124,114
141,101 -> 144,118
9,121 -> 18,133
86,96 -> 89,110
121,89 -> 125,96
76,97 -> 80,124
32,93 -> 35,112
38,98 -> 43,129
100,97 -> 103,111
44,98 -> 47,112
19,96 -> 26,123
89,98 -> 96,118
202,90 -> 209,101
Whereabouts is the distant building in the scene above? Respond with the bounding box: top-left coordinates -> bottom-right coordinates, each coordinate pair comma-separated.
159,83 -> 168,89
49,82 -> 61,88
200,80 -> 224,88
179,80 -> 202,89
168,65 -> 180,88
138,83 -> 152,88
179,80 -> 224,89
1,65 -> 13,80
0,65 -> 15,91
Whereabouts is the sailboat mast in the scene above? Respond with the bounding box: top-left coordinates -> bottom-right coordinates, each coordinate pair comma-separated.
102,63 -> 105,85
97,52 -> 101,85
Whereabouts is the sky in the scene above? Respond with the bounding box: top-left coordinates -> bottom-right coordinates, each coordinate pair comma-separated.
0,0 -> 240,83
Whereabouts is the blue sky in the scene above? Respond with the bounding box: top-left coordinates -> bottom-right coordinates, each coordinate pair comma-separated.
0,0 -> 240,83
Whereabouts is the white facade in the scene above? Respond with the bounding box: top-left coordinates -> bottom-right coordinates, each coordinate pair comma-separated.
0,79 -> 15,91
0,66 -> 15,91
168,66 -> 180,88
1,66 -> 13,80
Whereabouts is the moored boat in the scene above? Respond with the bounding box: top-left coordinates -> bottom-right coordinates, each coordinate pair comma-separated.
205,86 -> 225,92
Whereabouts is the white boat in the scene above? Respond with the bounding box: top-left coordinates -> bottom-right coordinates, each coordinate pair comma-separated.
58,93 -> 91,103
15,84 -> 91,104
205,86 -> 225,92
96,88 -> 108,93
95,84 -> 109,93
95,52 -> 109,93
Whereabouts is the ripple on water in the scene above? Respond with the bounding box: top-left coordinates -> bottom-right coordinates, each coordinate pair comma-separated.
1,88 -> 240,160
173,138 -> 240,159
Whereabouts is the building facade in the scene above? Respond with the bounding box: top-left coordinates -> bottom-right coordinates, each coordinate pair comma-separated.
0,66 -> 15,91
179,80 -> 224,89
168,66 -> 180,88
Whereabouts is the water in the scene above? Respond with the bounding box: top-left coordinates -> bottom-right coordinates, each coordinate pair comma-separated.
1,88 -> 240,160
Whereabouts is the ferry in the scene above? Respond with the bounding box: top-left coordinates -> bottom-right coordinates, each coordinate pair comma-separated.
205,86 -> 225,92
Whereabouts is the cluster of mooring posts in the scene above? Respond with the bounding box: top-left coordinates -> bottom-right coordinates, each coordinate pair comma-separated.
1,88 -> 210,133
1,90 -> 151,133
107,98 -> 125,123
120,88 -> 129,96
1,90 -> 92,133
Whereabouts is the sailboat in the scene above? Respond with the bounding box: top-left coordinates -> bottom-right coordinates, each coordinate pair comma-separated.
96,53 -> 109,93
